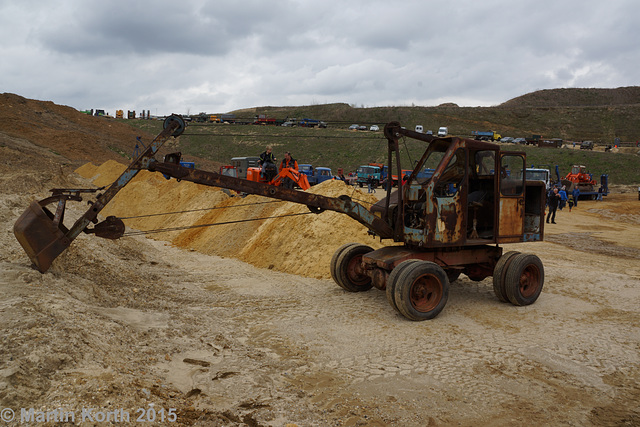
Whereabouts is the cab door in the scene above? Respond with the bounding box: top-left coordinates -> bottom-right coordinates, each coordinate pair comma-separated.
497,153 -> 525,242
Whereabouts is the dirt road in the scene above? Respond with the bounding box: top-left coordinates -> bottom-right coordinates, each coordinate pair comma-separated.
1,135 -> 639,426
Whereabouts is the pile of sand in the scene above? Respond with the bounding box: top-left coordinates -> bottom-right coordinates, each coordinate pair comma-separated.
75,162 -> 386,279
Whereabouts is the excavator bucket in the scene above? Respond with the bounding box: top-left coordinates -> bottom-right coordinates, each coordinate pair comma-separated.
294,172 -> 311,190
12,114 -> 186,273
13,201 -> 71,273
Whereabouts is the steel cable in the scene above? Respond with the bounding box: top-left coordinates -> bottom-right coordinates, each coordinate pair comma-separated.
116,200 -> 284,220
122,211 -> 315,236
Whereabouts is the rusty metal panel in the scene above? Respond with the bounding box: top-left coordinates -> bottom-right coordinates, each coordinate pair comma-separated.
403,226 -> 425,245
434,195 -> 464,244
362,245 -> 502,271
523,214 -> 541,241
498,197 -> 524,241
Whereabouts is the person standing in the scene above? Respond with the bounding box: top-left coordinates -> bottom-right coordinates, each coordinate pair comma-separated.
572,186 -> 580,207
546,187 -> 560,224
558,186 -> 568,210
279,151 -> 299,189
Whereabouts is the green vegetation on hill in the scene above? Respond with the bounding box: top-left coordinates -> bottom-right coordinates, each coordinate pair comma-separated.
126,119 -> 639,186
500,86 -> 640,107
125,87 -> 640,185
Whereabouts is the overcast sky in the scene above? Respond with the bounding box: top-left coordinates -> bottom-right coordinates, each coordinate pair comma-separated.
1,0 -> 638,116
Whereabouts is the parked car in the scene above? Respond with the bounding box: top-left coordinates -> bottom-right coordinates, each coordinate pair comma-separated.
415,125 -> 424,133
282,121 -> 296,127
580,140 -> 594,150
370,125 -> 379,131
501,137 -> 514,144
426,130 -> 433,135
514,138 -> 527,145
349,124 -> 359,130
358,125 -> 367,131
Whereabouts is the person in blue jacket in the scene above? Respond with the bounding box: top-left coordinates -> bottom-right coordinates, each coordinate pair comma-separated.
572,186 -> 580,207
558,186 -> 568,210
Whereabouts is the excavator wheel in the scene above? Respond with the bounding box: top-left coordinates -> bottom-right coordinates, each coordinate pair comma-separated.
334,244 -> 373,292
330,243 -> 357,287
386,260 -> 420,312
492,251 -> 521,303
393,261 -> 449,321
504,253 -> 544,306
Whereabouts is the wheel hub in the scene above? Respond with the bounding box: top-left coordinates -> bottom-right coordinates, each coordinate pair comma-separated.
519,265 -> 541,298
410,274 -> 443,312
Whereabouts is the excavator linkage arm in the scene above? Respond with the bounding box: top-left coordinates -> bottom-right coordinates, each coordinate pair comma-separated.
149,160 -> 394,239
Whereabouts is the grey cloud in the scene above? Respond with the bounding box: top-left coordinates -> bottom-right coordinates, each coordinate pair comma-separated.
1,0 -> 638,116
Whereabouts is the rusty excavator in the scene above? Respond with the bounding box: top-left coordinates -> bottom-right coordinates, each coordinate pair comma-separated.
14,116 -> 547,321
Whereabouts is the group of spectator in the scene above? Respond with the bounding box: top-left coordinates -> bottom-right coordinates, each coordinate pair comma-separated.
546,185 -> 581,224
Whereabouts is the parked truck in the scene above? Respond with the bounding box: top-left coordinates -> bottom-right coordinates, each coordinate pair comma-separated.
515,167 -> 552,190
299,164 -> 335,186
210,114 -> 236,123
356,164 -> 381,187
471,131 -> 501,141
356,164 -> 386,188
299,118 -> 322,127
538,139 -> 562,148
220,156 -> 261,179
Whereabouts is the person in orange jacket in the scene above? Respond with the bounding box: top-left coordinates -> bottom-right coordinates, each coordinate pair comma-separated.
279,151 -> 299,189
279,151 -> 298,172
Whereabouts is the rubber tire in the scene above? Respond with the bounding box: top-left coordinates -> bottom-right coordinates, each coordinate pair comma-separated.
330,243 -> 358,289
394,261 -> 449,321
492,251 -> 521,303
386,260 -> 420,312
335,244 -> 374,292
504,253 -> 544,306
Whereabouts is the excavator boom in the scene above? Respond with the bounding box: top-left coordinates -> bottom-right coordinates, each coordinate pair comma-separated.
13,115 -> 394,272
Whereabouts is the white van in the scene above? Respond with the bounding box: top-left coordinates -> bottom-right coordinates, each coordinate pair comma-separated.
437,126 -> 448,137
415,125 -> 423,133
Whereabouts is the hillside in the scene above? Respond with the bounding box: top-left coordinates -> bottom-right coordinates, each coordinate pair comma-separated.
2,90 -> 639,187
501,86 -> 640,107
0,93 -> 149,166
0,93 -> 217,171
233,88 -> 640,144
225,87 -> 640,142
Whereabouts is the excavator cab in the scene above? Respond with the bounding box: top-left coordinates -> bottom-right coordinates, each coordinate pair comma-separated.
377,136 -> 542,248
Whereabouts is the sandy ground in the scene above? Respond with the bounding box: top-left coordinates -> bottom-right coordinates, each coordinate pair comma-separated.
1,135 -> 640,426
